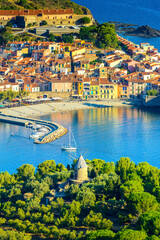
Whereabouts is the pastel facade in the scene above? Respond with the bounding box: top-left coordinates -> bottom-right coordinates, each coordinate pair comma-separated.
90,81 -> 99,99
117,84 -> 129,98
72,80 -> 83,97
99,79 -> 118,99
51,81 -> 72,92
128,80 -> 146,97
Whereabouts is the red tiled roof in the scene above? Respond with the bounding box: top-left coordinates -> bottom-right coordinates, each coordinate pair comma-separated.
0,9 -> 73,16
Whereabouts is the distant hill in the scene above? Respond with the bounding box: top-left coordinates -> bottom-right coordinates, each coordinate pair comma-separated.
0,0 -> 91,15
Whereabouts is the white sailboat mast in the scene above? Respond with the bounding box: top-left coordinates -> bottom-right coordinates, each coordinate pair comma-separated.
69,126 -> 71,147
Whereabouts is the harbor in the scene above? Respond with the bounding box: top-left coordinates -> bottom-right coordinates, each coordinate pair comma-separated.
0,113 -> 67,144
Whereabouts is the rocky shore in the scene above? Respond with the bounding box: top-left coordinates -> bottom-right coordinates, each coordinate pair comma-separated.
112,21 -> 160,37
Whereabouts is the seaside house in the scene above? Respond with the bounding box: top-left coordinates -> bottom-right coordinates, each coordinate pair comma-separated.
127,79 -> 146,97
99,79 -> 117,99
117,83 -> 129,99
50,78 -> 72,93
72,76 -> 83,98
90,79 -> 99,99
83,77 -> 90,99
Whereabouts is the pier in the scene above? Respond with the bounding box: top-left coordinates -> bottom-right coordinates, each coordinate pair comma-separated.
0,113 -> 67,144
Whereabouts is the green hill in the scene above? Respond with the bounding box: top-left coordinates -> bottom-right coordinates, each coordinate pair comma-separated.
0,0 -> 91,14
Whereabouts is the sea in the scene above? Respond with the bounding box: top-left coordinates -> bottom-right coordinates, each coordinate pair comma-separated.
1,107 -> 160,174
73,0 -> 160,50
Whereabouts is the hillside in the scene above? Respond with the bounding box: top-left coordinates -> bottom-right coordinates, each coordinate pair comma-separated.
0,0 -> 91,14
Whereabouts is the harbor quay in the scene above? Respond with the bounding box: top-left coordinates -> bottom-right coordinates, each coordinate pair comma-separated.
0,113 -> 67,144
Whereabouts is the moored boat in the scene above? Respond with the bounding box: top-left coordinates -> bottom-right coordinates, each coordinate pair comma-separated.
62,127 -> 77,151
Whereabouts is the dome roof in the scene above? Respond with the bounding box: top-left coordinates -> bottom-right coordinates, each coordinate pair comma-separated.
74,155 -> 88,170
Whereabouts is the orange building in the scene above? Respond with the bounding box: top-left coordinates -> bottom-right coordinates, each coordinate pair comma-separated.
117,83 -> 129,99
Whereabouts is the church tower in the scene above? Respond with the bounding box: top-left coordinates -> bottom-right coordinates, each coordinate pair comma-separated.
74,155 -> 88,181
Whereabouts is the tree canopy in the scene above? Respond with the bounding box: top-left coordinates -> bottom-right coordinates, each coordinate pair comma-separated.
0,157 -> 160,239
79,23 -> 118,49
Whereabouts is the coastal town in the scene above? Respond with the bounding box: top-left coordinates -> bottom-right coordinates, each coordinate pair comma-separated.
1,3 -> 160,240
0,9 -> 159,107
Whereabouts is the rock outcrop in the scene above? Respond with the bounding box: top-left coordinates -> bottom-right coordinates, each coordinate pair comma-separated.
125,25 -> 160,37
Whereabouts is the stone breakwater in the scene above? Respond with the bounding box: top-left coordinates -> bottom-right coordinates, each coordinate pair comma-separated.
34,122 -> 68,144
0,113 -> 67,144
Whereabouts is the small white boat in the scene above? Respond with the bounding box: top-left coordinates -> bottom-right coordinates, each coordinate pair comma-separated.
38,127 -> 49,133
29,131 -> 44,139
26,122 -> 34,128
32,124 -> 42,130
62,127 -> 77,151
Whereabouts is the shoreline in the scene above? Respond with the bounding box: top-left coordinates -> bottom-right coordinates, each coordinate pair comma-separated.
0,99 -> 134,118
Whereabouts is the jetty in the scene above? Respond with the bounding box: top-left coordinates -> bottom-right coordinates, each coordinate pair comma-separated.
0,113 -> 67,144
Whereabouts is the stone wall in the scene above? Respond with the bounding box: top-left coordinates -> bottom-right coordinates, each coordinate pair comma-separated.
29,91 -> 71,99
77,168 -> 88,181
144,96 -> 160,107
16,14 -> 93,28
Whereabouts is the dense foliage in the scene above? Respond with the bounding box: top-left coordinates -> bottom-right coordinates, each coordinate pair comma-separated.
0,89 -> 29,102
147,89 -> 158,96
80,17 -> 91,25
0,158 -> 160,239
79,23 -> 118,49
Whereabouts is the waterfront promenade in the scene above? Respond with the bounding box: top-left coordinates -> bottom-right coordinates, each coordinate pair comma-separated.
0,113 -> 67,144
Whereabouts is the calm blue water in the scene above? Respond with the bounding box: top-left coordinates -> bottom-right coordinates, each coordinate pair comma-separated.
1,107 -> 160,173
73,0 -> 160,50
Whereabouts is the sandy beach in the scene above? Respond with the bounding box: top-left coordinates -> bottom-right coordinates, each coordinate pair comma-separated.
0,99 -> 132,118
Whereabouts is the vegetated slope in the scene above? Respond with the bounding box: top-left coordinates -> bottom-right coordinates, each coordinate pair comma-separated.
0,0 -> 90,14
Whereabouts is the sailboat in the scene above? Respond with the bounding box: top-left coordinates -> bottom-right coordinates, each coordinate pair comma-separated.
61,127 -> 77,151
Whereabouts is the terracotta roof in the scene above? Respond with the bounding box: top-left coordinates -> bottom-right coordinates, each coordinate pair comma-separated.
0,9 -> 73,16
91,81 -> 99,85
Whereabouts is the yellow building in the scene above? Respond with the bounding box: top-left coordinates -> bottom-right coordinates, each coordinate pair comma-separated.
90,80 -> 99,99
74,39 -> 85,47
99,79 -> 117,99
72,80 -> 83,98
71,47 -> 85,58
98,67 -> 108,78
81,60 -> 90,70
